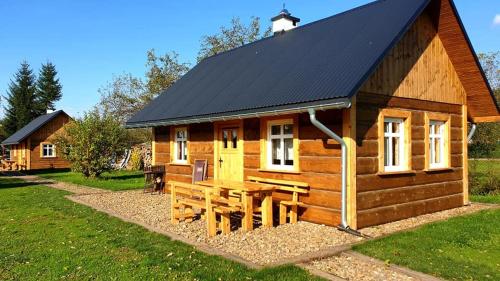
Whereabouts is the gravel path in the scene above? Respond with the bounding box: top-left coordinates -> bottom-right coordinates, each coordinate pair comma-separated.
310,253 -> 415,281
69,190 -> 363,265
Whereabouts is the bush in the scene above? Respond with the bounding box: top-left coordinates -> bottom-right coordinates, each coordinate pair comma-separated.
129,147 -> 144,171
55,110 -> 127,178
469,161 -> 500,196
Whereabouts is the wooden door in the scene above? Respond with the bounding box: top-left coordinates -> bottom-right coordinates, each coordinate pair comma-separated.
215,123 -> 243,181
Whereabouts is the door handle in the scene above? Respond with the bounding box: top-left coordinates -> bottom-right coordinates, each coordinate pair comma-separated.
218,157 -> 223,168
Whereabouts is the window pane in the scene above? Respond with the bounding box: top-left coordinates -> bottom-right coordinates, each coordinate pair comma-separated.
384,122 -> 391,133
222,130 -> 228,148
434,137 -> 441,164
272,139 -> 281,165
392,122 -> 400,133
384,137 -> 390,166
232,129 -> 238,149
393,136 -> 400,166
283,124 -> 293,135
271,125 -> 281,135
284,138 -> 293,166
177,141 -> 183,159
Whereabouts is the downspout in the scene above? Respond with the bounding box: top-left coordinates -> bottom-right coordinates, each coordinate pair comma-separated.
309,107 -> 361,236
467,123 -> 477,142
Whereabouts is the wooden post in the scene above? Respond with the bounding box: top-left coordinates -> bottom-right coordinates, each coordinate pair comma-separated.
170,183 -> 179,224
261,192 -> 273,227
220,213 -> 231,234
241,191 -> 253,231
462,105 -> 469,205
205,188 -> 217,237
343,97 -> 357,229
279,204 -> 287,225
151,128 -> 156,166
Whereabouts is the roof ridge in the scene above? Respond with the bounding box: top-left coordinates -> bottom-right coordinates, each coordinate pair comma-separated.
202,0 -> 389,62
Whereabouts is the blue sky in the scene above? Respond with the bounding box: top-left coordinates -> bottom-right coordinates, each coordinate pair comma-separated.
0,0 -> 499,118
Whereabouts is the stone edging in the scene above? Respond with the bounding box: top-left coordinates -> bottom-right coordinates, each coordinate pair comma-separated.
297,263 -> 346,281
343,251 -> 446,281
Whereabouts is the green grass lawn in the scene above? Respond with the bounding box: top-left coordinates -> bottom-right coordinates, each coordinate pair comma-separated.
28,169 -> 145,191
0,178 -> 321,281
353,209 -> 500,281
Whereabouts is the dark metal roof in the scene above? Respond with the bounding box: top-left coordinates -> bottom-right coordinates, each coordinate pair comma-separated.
126,0 -> 430,128
1,110 -> 68,145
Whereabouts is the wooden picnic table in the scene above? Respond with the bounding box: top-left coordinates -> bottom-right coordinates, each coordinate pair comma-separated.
198,179 -> 276,231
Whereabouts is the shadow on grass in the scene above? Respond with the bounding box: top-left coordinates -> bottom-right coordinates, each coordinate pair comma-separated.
0,181 -> 50,190
102,174 -> 144,181
26,168 -> 71,175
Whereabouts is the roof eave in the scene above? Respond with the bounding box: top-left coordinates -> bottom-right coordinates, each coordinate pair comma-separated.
125,98 -> 351,128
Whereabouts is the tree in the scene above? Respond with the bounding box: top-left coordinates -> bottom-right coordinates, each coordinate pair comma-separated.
98,73 -> 147,124
145,49 -> 190,99
35,62 -> 62,112
2,62 -> 39,136
470,52 -> 500,158
197,16 -> 271,62
55,109 -> 127,178
97,50 -> 190,144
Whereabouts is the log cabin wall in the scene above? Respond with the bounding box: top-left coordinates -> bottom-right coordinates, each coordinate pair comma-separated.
153,123 -> 215,185
29,113 -> 71,170
153,110 -> 344,226
243,111 -> 343,226
355,9 -> 466,228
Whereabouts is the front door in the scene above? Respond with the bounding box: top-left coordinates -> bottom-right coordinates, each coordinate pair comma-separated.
216,123 -> 243,181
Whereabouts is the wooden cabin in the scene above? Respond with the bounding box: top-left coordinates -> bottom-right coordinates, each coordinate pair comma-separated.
126,0 -> 499,229
1,110 -> 71,170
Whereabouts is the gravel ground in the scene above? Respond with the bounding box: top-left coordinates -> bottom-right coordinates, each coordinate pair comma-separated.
360,203 -> 493,238
69,190 -> 363,265
310,253 -> 415,281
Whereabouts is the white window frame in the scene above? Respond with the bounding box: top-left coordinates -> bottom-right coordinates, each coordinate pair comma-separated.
383,118 -> 405,172
429,120 -> 445,168
42,143 -> 56,158
267,120 -> 295,171
173,127 -> 188,164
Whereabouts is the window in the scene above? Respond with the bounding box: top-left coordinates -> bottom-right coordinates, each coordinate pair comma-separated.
222,128 -> 238,149
42,143 -> 55,158
378,109 -> 412,173
383,118 -> 405,171
425,113 -> 450,169
267,120 -> 295,170
174,127 -> 187,163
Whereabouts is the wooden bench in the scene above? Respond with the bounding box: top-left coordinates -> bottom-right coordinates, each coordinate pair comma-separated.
169,181 -> 243,237
206,192 -> 242,237
169,181 -> 208,224
248,176 -> 309,225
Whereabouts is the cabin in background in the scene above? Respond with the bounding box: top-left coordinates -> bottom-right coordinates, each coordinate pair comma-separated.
1,110 -> 71,171
126,0 -> 499,229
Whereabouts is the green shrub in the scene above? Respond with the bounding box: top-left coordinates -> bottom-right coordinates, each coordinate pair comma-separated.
55,109 -> 127,178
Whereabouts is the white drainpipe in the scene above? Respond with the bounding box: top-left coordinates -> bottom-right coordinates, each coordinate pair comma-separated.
467,123 -> 477,142
308,107 -> 350,230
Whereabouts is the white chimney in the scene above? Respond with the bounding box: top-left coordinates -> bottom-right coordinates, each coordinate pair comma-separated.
47,109 -> 54,114
271,5 -> 300,34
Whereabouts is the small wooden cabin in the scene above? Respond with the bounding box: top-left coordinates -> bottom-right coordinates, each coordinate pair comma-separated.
1,110 -> 71,170
126,0 -> 499,229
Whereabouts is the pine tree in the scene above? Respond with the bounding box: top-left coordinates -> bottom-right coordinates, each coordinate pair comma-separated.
2,62 -> 38,136
36,62 -> 62,112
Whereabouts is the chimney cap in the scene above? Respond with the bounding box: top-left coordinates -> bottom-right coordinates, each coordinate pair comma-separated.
271,6 -> 300,23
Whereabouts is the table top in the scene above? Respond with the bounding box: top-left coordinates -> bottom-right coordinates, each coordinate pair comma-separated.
198,179 -> 276,192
